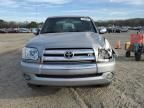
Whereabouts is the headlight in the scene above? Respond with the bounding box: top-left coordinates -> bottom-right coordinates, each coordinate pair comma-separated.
22,47 -> 39,60
97,49 -> 112,62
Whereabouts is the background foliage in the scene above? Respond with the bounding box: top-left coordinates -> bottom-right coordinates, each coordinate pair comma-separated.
0,18 -> 144,28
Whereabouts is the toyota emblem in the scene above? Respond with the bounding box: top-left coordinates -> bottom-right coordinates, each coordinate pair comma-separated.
64,51 -> 74,59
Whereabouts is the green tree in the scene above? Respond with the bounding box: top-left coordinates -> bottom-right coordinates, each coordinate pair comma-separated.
27,21 -> 38,28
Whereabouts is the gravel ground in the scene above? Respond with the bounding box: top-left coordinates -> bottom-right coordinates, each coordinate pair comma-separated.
0,31 -> 144,108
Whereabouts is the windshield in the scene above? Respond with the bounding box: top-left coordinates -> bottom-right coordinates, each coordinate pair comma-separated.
40,17 -> 96,34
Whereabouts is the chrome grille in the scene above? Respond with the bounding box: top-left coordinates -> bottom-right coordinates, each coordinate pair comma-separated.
42,48 -> 95,64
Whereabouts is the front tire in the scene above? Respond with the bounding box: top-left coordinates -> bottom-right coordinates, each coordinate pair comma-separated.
135,52 -> 141,61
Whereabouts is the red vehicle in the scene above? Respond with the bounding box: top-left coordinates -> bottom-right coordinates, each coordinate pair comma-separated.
125,33 -> 144,61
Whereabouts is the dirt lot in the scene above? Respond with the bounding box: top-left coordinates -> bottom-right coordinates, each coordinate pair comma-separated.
0,32 -> 144,108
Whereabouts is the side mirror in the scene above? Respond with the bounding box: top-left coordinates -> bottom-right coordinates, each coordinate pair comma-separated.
33,29 -> 40,36
99,28 -> 107,34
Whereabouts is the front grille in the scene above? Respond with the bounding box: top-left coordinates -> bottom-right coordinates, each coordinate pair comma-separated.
36,73 -> 102,78
42,48 -> 96,64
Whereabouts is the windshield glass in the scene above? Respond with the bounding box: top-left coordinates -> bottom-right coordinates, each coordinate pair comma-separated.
40,17 -> 96,34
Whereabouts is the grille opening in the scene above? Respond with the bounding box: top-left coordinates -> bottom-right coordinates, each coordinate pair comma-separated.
43,53 -> 94,57
45,48 -> 93,50
42,60 -> 95,64
43,54 -> 64,56
35,73 -> 103,78
74,53 -> 94,56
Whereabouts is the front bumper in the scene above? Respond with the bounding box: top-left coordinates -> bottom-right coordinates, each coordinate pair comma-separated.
21,61 -> 115,86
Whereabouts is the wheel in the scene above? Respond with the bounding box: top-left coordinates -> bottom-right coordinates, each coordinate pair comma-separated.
135,52 -> 141,61
125,51 -> 131,57
27,83 -> 42,89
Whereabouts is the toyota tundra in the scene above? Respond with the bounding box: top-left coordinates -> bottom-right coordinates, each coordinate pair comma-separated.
21,16 -> 116,88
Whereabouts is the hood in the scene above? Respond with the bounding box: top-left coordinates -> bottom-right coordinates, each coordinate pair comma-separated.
26,32 -> 105,55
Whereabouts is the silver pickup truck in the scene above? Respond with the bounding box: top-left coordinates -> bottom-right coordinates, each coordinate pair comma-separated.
21,16 -> 116,88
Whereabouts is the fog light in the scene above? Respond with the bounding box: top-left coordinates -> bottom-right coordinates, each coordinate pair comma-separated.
23,74 -> 31,81
106,72 -> 114,79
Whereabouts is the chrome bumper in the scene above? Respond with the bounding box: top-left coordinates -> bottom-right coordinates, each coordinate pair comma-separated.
21,61 -> 115,86
24,72 -> 113,86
